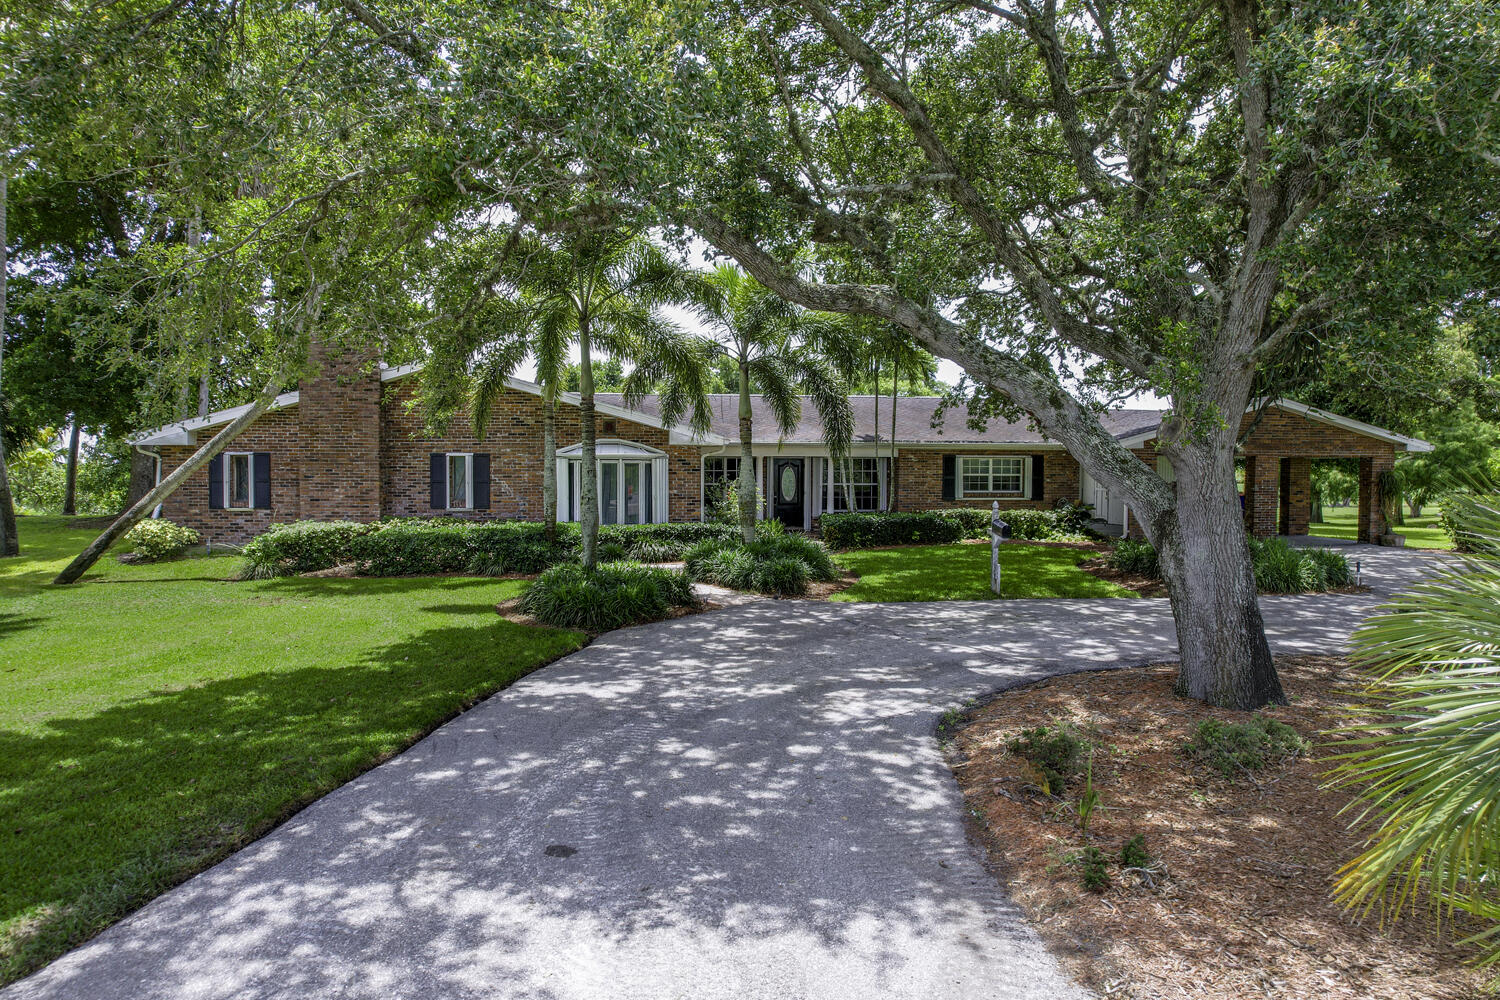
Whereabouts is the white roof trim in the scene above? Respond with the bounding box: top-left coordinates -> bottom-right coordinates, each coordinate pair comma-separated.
1114,398 -> 1434,452
128,391 -> 301,447
556,439 -> 668,458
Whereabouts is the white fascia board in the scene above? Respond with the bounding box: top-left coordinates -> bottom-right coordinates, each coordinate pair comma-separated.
887,441 -> 1069,451
128,390 -> 301,447
1262,398 -> 1434,453
1113,399 -> 1435,453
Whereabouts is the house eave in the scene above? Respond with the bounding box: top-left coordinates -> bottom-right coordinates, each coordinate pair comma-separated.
1113,398 -> 1435,453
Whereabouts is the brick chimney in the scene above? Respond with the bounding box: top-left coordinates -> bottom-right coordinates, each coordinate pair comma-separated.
297,337 -> 383,522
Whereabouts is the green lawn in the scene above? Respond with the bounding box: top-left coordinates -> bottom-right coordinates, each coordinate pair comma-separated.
831,542 -> 1137,602
0,516 -> 584,986
1310,505 -> 1453,550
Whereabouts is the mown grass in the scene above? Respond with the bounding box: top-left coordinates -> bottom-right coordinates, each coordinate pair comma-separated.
831,542 -> 1137,602
0,516 -> 583,986
1310,505 -> 1453,550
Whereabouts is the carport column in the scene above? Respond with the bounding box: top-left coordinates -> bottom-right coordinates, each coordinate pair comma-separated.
1242,455 -> 1279,538
1357,454 -> 1394,543
1281,457 -> 1312,536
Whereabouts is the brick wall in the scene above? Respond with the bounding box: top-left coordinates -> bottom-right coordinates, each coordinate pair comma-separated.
157,408 -> 302,544
894,449 -> 1080,511
379,378 -> 703,522
299,342 -> 382,522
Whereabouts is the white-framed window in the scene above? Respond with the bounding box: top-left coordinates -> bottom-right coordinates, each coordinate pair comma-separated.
568,459 -> 656,524
824,458 -> 883,512
702,456 -> 750,511
226,452 -> 253,509
447,453 -> 474,509
960,455 -> 1027,496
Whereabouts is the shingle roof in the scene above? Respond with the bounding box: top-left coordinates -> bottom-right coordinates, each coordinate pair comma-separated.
595,393 -> 1167,446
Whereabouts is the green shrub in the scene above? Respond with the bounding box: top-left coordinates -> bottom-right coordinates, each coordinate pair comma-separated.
684,534 -> 838,595
351,521 -> 573,576
1107,537 -> 1351,594
1303,545 -> 1353,588
1108,538 -> 1161,578
240,520 -> 373,576
518,561 -> 696,631
820,511 -> 964,549
1184,715 -> 1308,778
1120,834 -> 1151,869
597,541 -> 629,563
1077,846 -> 1110,892
122,518 -> 201,562
1007,723 -> 1088,794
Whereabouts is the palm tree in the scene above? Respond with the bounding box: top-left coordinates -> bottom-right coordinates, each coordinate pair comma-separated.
1328,490 -> 1500,970
427,229 -> 715,568
699,264 -> 854,543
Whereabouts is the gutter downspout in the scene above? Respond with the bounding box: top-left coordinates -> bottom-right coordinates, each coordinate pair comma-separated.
134,445 -> 164,519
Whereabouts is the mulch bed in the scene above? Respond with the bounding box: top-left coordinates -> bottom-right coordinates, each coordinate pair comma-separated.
1076,555 -> 1170,597
946,656 -> 1487,1000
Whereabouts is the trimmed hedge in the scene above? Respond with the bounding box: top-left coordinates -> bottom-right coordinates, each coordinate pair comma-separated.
684,534 -> 840,596
237,517 -> 739,578
122,519 -> 201,561
518,562 -> 696,631
240,520 -> 375,576
821,503 -> 1093,549
819,512 -> 964,549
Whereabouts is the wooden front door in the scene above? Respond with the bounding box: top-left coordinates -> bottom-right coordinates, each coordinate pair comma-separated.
773,458 -> 804,529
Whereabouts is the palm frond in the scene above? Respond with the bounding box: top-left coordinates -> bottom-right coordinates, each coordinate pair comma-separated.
1328,492 -> 1500,971
747,354 -> 803,438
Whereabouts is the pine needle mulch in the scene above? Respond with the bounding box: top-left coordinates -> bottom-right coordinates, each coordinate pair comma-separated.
945,656 -> 1486,1000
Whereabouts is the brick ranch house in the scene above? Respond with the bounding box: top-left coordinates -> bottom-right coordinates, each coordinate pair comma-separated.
130,353 -> 1432,546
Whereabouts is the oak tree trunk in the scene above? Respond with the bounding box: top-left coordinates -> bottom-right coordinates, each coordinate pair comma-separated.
1154,438 -> 1285,709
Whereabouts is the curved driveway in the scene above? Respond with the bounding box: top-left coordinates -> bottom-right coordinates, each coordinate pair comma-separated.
4,547 -> 1441,1000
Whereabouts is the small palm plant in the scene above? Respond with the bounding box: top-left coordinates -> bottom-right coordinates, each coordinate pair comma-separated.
698,264 -> 854,543
1328,491 -> 1500,972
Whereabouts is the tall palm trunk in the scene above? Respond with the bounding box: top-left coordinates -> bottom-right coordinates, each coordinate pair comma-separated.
0,171 -> 18,556
541,379 -> 558,541
578,316 -> 599,570
737,358 -> 756,543
889,356 -> 898,511
62,419 -> 82,515
872,358 -> 881,509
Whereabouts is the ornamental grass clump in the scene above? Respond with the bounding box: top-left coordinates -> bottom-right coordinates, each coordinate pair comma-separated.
1329,493 -> 1500,974
518,562 -> 697,631
683,533 -> 838,596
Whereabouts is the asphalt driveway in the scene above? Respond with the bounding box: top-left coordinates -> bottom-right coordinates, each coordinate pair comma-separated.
3,546 -> 1442,1000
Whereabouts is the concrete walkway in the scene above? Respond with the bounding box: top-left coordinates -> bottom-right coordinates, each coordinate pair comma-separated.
4,546 -> 1446,1000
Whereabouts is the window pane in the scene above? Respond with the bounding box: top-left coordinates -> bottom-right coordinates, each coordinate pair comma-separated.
624,463 -> 641,524
601,462 -> 619,525
448,455 -> 469,508
995,457 -> 1023,493
229,455 -> 251,508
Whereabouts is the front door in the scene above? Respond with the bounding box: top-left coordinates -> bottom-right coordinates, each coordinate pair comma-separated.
773,458 -> 803,529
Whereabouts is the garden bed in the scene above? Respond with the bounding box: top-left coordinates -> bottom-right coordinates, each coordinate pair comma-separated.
944,656 -> 1484,1000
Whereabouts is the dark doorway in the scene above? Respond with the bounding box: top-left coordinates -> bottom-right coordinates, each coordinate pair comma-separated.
773,458 -> 804,529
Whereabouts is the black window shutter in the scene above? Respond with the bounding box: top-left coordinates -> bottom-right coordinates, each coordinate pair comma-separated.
430,453 -> 447,510
1031,453 -> 1046,501
940,455 -> 956,501
473,454 -> 491,510
253,453 -> 271,509
207,454 -> 224,510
